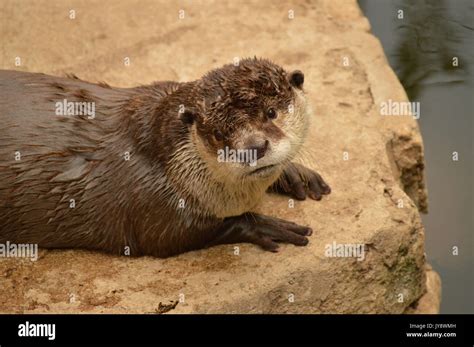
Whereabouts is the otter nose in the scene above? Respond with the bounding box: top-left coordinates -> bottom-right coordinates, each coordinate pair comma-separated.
247,139 -> 269,160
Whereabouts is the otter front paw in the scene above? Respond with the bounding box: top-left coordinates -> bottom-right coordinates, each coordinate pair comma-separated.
270,162 -> 331,201
209,213 -> 312,252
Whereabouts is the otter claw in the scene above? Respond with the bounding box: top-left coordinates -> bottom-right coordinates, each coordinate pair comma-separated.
270,162 -> 331,201
209,212 -> 312,252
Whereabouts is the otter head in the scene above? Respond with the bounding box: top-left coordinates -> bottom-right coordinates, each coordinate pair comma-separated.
180,58 -> 310,185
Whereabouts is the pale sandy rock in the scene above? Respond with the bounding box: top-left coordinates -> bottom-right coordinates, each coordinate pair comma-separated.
406,266 -> 442,314
0,0 -> 439,313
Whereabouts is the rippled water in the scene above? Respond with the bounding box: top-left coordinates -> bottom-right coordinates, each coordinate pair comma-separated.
359,0 -> 473,313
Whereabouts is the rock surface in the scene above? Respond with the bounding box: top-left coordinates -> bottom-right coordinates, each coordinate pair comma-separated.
0,0 -> 439,313
406,266 -> 442,314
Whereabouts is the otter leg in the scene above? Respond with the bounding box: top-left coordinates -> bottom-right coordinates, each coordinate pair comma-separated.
269,162 -> 331,201
208,212 -> 312,252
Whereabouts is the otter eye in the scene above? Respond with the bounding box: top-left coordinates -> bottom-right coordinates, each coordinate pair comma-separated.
213,130 -> 224,141
266,108 -> 277,119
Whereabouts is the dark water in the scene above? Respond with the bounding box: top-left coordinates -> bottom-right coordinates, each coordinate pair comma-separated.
359,0 -> 473,313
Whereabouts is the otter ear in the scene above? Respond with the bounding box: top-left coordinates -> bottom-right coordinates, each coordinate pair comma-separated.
289,70 -> 304,89
180,110 -> 197,125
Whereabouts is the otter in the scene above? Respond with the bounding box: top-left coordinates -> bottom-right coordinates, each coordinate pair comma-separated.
0,58 -> 330,258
